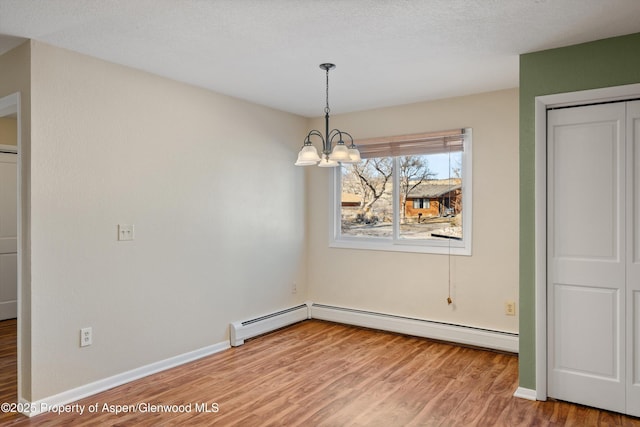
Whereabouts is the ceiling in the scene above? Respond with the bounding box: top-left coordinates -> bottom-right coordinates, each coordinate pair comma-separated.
1,0 -> 640,117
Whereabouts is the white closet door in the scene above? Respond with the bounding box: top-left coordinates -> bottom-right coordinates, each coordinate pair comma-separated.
627,100 -> 640,417
547,102 -> 626,413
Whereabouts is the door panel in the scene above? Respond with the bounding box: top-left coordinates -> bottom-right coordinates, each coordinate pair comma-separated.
554,285 -> 619,379
0,152 -> 17,320
627,100 -> 640,417
552,121 -> 619,261
548,103 -> 626,414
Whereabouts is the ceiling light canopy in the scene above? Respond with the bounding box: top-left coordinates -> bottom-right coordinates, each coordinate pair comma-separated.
295,63 -> 361,167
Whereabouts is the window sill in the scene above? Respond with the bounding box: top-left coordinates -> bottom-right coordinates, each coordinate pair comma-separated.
330,238 -> 472,256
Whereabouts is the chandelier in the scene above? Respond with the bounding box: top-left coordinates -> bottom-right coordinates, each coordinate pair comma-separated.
294,63 -> 361,167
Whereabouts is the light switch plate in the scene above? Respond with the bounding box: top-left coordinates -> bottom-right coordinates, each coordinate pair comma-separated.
118,224 -> 135,241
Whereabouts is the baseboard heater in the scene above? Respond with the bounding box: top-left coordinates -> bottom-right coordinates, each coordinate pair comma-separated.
229,302 -> 518,353
311,303 -> 519,353
229,303 -> 310,346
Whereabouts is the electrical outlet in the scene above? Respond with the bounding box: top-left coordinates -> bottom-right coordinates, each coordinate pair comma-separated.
118,224 -> 135,241
80,327 -> 93,347
292,283 -> 297,294
505,301 -> 516,316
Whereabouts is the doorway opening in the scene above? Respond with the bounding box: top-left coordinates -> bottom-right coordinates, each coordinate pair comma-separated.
0,92 -> 21,406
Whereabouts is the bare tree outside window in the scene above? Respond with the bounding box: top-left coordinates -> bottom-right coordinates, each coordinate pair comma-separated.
341,158 -> 393,237
352,158 -> 392,217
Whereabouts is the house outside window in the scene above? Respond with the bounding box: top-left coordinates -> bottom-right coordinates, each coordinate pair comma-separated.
333,128 -> 472,255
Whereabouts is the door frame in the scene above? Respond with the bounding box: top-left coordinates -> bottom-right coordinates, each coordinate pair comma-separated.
0,92 -> 22,401
534,83 -> 640,401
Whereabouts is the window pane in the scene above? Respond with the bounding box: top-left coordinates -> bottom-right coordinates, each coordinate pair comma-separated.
399,153 -> 462,240
340,158 -> 393,238
333,128 -> 471,255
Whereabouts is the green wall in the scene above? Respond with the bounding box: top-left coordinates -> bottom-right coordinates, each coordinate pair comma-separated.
519,33 -> 640,389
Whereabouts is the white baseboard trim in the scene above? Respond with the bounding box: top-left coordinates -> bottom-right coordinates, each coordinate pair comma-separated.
0,300 -> 17,320
513,387 -> 537,401
21,341 -> 230,417
311,303 -> 519,353
19,301 -> 521,417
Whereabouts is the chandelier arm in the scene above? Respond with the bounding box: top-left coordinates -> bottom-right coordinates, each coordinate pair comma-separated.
329,130 -> 354,144
328,130 -> 356,150
338,131 -> 354,145
341,132 -> 357,149
328,129 -> 343,145
305,130 -> 326,156
305,129 -> 325,143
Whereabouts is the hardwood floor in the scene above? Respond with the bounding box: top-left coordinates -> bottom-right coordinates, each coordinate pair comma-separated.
0,319 -> 639,426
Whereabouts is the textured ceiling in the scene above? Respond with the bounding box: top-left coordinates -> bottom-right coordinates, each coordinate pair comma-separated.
1,0 -> 640,117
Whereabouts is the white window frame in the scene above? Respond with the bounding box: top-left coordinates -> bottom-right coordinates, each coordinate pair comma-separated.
330,128 -> 472,256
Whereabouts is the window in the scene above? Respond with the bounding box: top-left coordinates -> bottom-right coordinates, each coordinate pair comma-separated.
412,198 -> 430,209
332,128 -> 472,255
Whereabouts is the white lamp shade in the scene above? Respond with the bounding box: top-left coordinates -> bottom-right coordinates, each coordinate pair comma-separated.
295,145 -> 321,165
328,143 -> 351,162
318,156 -> 339,167
345,147 -> 361,163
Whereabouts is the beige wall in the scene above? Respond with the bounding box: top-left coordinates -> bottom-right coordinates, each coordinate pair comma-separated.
0,117 -> 17,146
307,88 -> 519,333
28,41 -> 308,400
6,37 -> 519,402
0,41 -> 32,400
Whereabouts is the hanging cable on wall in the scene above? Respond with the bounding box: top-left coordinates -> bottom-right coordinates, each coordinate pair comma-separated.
447,240 -> 453,304
447,137 -> 453,305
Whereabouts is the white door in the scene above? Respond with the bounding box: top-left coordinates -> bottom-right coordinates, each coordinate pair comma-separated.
0,151 -> 17,321
547,102 -> 626,413
627,101 -> 640,417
